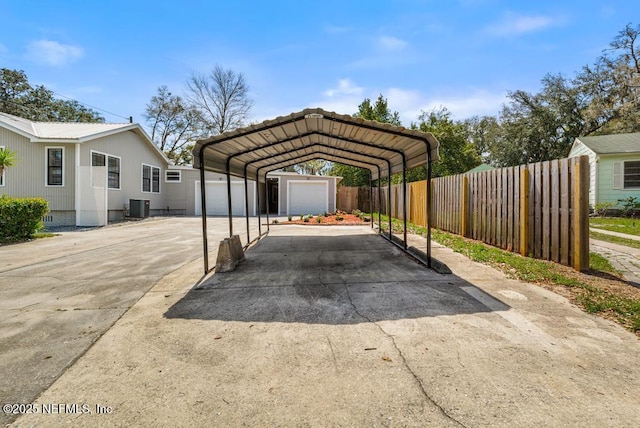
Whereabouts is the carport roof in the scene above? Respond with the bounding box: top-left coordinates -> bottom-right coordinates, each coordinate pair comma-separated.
193,108 -> 440,181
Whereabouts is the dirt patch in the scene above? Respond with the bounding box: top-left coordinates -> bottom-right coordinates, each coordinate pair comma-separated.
283,213 -> 368,225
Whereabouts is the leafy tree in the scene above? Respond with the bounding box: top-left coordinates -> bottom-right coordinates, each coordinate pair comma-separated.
413,107 -> 481,177
186,65 -> 253,135
490,74 -> 584,166
328,94 -> 402,185
576,23 -> 640,134
330,163 -> 370,186
0,68 -> 103,122
461,115 -> 502,165
294,159 -> 330,175
144,86 -> 203,165
355,94 -> 402,126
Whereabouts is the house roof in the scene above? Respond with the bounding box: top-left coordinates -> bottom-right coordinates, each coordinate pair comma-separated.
0,112 -> 170,163
465,163 -> 495,173
575,132 -> 640,154
192,107 -> 440,182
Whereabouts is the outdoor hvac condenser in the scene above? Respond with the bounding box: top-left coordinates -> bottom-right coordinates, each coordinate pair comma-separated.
129,199 -> 150,218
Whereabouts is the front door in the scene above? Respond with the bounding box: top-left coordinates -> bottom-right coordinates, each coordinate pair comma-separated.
268,179 -> 279,214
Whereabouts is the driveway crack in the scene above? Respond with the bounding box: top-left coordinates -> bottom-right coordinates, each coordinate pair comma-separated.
342,282 -> 467,428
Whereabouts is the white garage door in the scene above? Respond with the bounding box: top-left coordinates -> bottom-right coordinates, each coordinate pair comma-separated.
195,181 -> 246,216
288,181 -> 328,215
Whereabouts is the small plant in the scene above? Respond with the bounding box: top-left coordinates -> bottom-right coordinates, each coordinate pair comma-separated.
594,202 -> 616,217
288,215 -> 292,221
352,209 -> 362,216
316,216 -> 322,223
300,214 -> 304,220
0,147 -> 17,176
336,215 -> 344,221
323,211 -> 328,217
272,219 -> 279,224
303,216 -> 310,223
617,197 -> 640,217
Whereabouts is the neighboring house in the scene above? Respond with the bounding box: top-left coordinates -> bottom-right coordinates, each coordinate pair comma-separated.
0,112 -> 340,225
568,132 -> 640,207
465,163 -> 495,174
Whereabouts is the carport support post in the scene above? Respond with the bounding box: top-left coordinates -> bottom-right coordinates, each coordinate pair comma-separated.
368,171 -> 373,228
198,157 -> 209,273
256,174 -> 262,237
377,173 -> 382,233
402,157 -> 408,249
226,169 -> 233,237
264,171 -> 270,231
387,171 -> 392,241
244,169 -> 250,245
426,153 -> 433,268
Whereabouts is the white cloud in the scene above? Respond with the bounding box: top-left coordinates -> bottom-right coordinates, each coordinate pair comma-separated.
323,79 -> 364,97
25,40 -> 84,66
378,36 -> 408,51
485,13 -> 558,37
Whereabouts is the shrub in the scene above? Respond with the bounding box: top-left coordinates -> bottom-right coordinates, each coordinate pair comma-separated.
0,196 -> 49,242
336,215 -> 344,221
287,215 -> 292,221
594,202 -> 616,217
272,219 -> 279,224
303,216 -> 310,223
316,216 -> 322,223
617,197 -> 640,217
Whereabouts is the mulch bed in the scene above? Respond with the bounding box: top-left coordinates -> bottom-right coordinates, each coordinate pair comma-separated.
282,213 -> 368,225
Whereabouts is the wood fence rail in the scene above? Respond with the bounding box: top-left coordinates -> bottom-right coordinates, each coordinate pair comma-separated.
337,156 -> 589,271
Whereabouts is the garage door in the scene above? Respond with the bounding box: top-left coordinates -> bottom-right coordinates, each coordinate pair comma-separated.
288,181 -> 328,215
195,181 -> 246,216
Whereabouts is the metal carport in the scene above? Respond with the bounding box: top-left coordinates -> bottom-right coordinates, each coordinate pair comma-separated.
192,108 -> 440,273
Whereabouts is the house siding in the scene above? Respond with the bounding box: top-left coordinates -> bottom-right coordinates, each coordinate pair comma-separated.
0,127 -> 76,215
568,140 -> 597,206
597,154 -> 640,205
79,131 -> 169,216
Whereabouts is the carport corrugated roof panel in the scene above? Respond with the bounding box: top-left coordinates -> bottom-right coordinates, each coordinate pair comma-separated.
193,108 -> 440,181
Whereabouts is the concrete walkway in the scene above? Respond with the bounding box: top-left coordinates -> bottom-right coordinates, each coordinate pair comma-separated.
9,224 -> 640,427
589,227 -> 640,286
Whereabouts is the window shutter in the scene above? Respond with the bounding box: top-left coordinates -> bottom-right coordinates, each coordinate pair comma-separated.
613,162 -> 622,189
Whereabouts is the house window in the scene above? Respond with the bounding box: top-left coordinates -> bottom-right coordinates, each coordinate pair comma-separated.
91,151 -> 121,189
142,164 -> 160,193
624,161 -> 640,189
46,147 -> 64,186
165,170 -> 181,182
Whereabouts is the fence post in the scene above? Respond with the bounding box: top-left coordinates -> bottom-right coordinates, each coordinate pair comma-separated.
573,156 -> 589,271
461,175 -> 469,237
519,168 -> 530,256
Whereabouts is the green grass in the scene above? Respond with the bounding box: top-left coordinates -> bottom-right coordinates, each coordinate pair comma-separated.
374,212 -> 640,333
588,252 -> 621,276
590,217 -> 640,236
590,230 -> 640,249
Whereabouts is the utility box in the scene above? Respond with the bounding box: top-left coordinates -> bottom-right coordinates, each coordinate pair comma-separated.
129,199 -> 150,218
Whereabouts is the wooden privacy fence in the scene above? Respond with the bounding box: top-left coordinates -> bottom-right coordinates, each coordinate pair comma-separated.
338,156 -> 590,271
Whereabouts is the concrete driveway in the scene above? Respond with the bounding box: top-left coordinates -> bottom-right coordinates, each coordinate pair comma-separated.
0,217 -> 260,427
5,222 -> 640,427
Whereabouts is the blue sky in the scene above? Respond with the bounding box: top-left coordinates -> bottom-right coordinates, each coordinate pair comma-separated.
0,0 -> 637,129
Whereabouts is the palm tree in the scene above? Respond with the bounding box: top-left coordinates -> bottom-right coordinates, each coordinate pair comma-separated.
0,147 -> 17,176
